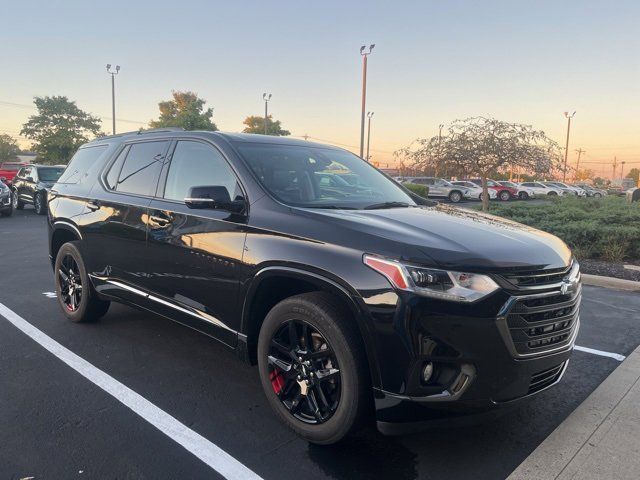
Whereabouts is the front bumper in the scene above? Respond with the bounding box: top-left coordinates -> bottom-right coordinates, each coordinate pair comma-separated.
363,270 -> 581,430
0,192 -> 11,210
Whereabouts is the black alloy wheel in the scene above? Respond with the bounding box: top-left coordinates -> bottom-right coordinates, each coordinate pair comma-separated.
267,320 -> 341,424
34,192 -> 46,215
58,254 -> 83,312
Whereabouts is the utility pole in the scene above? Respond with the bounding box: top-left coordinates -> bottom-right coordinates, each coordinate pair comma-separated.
359,44 -> 375,158
106,64 -> 120,135
303,133 -> 309,141
262,93 -> 272,135
621,161 -> 626,181
574,148 -> 585,179
365,111 -> 374,162
612,156 -> 618,180
435,124 -> 444,177
562,111 -> 576,182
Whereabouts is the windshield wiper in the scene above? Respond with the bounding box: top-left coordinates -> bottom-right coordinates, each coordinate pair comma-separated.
364,201 -> 412,210
308,205 -> 359,210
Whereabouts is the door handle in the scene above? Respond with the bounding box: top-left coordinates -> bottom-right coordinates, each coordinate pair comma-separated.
149,214 -> 171,227
87,201 -> 100,212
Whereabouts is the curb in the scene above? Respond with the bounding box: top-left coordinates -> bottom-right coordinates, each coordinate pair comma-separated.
581,273 -> 640,292
508,344 -> 640,480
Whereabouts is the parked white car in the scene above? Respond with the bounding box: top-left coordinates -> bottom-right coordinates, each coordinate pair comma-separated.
498,181 -> 535,200
519,181 -> 565,196
451,181 -> 497,200
545,181 -> 586,197
405,177 -> 469,203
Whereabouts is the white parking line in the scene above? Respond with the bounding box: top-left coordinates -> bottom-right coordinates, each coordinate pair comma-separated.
0,303 -> 263,480
574,345 -> 626,362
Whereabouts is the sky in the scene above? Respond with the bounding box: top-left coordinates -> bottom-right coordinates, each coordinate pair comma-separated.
1,0 -> 638,177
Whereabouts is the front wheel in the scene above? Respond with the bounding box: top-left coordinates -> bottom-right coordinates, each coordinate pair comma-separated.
448,191 -> 463,203
55,241 -> 110,322
548,191 -> 558,196
594,193 -> 602,198
257,292 -> 369,445
34,192 -> 46,215
12,190 -> 24,210
518,191 -> 529,200
499,190 -> 511,201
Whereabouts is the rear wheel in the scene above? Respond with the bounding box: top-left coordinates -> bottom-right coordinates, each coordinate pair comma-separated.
548,191 -> 558,196
499,190 -> 511,201
594,193 -> 602,198
518,191 -> 529,200
257,292 -> 369,445
55,241 -> 110,322
448,190 -> 462,203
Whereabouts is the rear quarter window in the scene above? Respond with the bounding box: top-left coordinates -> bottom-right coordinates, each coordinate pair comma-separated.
57,145 -> 109,184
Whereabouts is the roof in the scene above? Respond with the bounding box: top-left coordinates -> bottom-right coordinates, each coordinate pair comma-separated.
86,129 -> 340,151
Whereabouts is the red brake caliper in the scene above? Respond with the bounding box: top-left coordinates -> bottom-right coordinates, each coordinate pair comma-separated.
269,369 -> 285,394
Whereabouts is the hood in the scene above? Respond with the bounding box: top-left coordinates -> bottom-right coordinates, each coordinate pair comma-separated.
300,204 -> 571,271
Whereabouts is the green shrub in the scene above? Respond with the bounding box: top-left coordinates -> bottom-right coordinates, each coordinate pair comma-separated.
485,197 -> 640,261
404,183 -> 429,198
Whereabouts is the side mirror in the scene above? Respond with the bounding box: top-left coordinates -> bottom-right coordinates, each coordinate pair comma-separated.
184,185 -> 245,213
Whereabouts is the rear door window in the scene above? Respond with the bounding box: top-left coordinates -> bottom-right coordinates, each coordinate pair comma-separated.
115,141 -> 168,196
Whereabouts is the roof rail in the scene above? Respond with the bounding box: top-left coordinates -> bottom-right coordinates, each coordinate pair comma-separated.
136,127 -> 185,135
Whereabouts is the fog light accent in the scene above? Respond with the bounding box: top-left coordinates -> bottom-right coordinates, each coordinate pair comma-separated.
422,362 -> 434,383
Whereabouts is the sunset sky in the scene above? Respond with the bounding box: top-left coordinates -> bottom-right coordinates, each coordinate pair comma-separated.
1,0 -> 638,177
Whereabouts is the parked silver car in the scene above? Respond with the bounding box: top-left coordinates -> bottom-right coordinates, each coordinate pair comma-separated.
405,177 -> 469,203
451,181 -> 497,200
519,181 -> 564,196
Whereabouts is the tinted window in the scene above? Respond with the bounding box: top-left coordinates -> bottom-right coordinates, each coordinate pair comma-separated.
58,145 -> 108,184
105,146 -> 129,189
521,182 -> 533,187
37,167 -> 65,182
164,141 -> 240,202
237,143 -> 414,209
115,141 -> 167,196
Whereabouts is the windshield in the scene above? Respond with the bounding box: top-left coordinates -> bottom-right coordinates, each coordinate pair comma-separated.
38,167 -> 65,182
1,163 -> 23,171
237,143 -> 416,209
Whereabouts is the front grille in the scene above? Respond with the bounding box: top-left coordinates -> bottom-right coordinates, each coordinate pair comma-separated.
499,262 -> 573,289
503,284 -> 581,356
528,362 -> 566,394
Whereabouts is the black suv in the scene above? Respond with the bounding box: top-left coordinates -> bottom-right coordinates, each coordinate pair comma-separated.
13,164 -> 65,214
47,129 -> 581,444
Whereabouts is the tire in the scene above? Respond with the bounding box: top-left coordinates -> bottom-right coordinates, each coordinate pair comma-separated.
448,190 -> 462,203
499,190 -> 511,201
594,193 -> 602,198
34,192 -> 46,215
518,191 -> 529,200
54,241 -> 110,323
548,191 -> 558,196
257,292 -> 370,445
13,190 -> 24,210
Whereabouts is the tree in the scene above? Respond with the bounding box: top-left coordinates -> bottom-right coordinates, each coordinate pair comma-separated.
242,115 -> 290,136
575,169 -> 596,181
626,168 -> 640,185
396,117 -> 562,211
20,96 -> 102,164
0,134 -> 20,162
149,91 -> 217,131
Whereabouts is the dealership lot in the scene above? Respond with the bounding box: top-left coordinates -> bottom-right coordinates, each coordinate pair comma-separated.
1,208 -> 639,480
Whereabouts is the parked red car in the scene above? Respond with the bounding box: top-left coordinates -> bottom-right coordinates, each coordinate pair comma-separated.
0,162 -> 28,186
467,178 -> 516,201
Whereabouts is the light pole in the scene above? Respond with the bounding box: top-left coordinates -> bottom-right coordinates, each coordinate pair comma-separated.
365,111 -> 374,162
359,44 -> 375,158
106,64 -> 120,135
435,124 -> 444,176
562,111 -> 576,182
262,93 -> 272,135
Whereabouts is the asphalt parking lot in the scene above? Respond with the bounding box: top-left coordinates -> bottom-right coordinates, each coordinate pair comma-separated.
1,207 -> 639,480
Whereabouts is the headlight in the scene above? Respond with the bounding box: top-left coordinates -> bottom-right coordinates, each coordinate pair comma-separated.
363,255 -> 500,302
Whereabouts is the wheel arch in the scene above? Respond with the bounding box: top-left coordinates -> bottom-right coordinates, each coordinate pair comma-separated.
240,266 -> 381,389
50,221 -> 82,268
